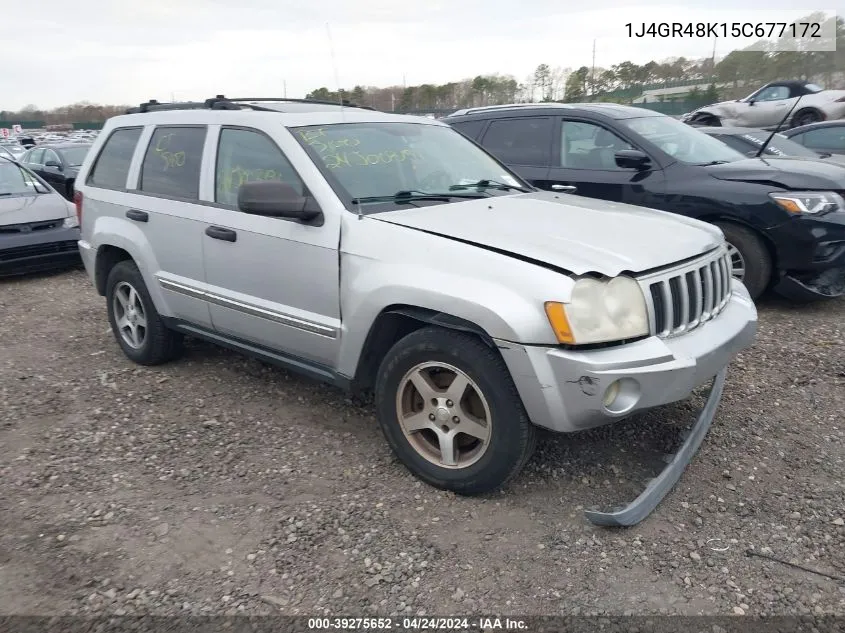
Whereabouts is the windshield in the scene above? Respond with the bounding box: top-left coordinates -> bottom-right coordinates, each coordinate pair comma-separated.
0,160 -> 49,195
730,131 -> 820,158
60,146 -> 90,167
291,122 -> 527,211
805,83 -> 823,93
623,116 -> 747,165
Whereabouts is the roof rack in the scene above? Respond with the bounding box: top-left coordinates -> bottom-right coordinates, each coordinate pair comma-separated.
125,95 -> 375,114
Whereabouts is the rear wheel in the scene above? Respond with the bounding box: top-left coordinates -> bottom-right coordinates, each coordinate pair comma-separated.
791,108 -> 823,128
105,260 -> 184,365
715,221 -> 772,300
374,327 -> 536,495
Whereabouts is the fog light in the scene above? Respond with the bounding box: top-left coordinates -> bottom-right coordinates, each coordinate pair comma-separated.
602,377 -> 642,414
602,380 -> 621,408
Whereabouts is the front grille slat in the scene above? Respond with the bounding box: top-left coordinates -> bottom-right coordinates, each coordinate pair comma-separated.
678,273 -> 690,330
721,255 -> 732,306
0,219 -> 63,234
660,281 -> 673,336
712,261 -> 722,312
702,263 -> 714,319
644,248 -> 732,339
0,241 -> 78,262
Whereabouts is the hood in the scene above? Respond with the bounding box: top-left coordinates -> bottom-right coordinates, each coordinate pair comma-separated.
370,191 -> 723,277
704,156 -> 845,189
0,192 -> 73,225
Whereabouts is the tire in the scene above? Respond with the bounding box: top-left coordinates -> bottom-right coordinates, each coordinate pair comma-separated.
374,327 -> 536,495
714,221 -> 772,300
105,260 -> 184,365
791,108 -> 823,128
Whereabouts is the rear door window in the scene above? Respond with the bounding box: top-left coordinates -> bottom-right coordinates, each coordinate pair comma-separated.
479,117 -> 552,166
88,127 -> 143,189
139,126 -> 207,199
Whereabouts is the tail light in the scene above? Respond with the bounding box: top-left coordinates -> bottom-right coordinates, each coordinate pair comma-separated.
73,191 -> 83,224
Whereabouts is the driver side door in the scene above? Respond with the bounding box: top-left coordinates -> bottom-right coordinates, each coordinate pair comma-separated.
740,86 -> 795,128
546,118 -> 665,206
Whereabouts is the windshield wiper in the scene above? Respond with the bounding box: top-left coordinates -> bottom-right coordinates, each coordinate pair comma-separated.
449,179 -> 530,192
351,190 -> 488,204
697,160 -> 731,166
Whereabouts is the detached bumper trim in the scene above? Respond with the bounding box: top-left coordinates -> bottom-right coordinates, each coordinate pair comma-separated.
584,367 -> 726,527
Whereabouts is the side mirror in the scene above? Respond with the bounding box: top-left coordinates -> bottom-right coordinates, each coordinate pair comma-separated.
615,149 -> 651,170
237,181 -> 322,224
45,160 -> 62,169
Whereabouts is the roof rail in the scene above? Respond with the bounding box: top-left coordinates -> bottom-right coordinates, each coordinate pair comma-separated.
449,102 -> 574,117
125,95 -> 375,114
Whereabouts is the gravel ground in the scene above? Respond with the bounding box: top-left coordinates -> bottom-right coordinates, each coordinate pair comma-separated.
1,267 -> 843,618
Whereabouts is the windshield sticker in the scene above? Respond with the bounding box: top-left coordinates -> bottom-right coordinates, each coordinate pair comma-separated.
297,128 -> 424,169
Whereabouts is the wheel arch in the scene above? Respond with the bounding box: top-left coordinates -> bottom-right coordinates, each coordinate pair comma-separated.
94,244 -> 134,296
350,305 -> 498,395
700,215 -> 779,291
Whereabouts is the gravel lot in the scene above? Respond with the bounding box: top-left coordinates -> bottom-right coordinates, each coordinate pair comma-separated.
1,267 -> 843,618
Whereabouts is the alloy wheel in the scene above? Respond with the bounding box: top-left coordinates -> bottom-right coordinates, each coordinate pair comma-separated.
727,242 -> 746,281
112,281 -> 148,349
395,362 -> 492,469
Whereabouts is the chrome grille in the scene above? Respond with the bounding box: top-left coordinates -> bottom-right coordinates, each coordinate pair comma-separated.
641,249 -> 733,338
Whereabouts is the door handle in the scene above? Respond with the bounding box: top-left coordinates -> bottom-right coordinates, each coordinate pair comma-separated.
125,209 -> 149,222
551,184 -> 577,192
205,226 -> 237,242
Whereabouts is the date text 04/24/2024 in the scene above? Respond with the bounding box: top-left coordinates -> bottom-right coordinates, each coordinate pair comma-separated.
625,21 -> 823,38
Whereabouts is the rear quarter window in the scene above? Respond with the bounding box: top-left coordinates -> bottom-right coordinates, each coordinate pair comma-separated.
87,127 -> 143,189
449,119 -> 487,141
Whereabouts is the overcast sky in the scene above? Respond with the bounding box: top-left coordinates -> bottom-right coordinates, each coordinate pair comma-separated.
2,0 -> 835,110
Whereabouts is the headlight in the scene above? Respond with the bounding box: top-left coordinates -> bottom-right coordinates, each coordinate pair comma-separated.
544,276 -> 649,345
769,191 -> 845,215
63,215 -> 79,228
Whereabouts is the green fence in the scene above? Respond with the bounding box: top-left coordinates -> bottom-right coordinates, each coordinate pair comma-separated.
0,120 -> 44,129
74,121 -> 104,130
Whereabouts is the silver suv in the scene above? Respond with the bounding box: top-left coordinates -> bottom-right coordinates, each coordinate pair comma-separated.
75,97 -> 758,526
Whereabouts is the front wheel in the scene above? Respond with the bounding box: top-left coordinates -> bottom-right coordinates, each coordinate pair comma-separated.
690,113 -> 721,127
374,327 -> 536,495
715,222 -> 772,300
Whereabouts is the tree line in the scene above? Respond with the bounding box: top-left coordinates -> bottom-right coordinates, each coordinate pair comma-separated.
3,13 -> 842,123
308,12 -> 844,111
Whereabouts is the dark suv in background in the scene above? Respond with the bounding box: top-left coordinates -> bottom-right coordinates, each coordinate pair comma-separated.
444,104 -> 845,301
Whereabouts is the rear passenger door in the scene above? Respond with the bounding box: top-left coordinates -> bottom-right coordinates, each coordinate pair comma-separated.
120,125 -> 213,328
201,126 -> 341,368
476,117 -> 552,186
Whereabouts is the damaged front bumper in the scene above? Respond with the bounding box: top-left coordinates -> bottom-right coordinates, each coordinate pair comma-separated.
496,281 -> 757,526
585,368 -> 726,526
774,267 -> 845,301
